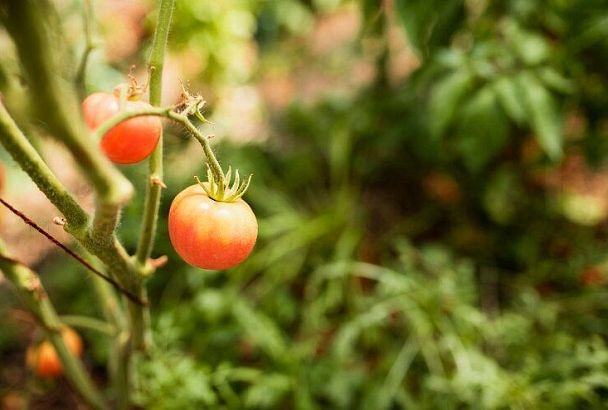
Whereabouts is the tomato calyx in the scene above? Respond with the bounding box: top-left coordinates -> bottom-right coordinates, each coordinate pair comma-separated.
194,164 -> 252,202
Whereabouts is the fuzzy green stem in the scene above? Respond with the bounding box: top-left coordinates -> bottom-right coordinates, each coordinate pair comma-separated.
59,315 -> 115,335
0,0 -> 140,291
0,101 -> 89,230
109,328 -> 132,410
90,274 -> 130,410
135,0 -> 175,268
0,98 -> 143,312
173,111 -> 225,186
87,107 -> 164,128
91,273 -> 126,329
1,0 -> 134,207
93,107 -> 171,141
75,0 -> 95,99
0,245 -> 109,410
92,107 -> 225,189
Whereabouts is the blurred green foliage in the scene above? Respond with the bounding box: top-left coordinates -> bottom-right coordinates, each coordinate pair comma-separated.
3,0 -> 608,408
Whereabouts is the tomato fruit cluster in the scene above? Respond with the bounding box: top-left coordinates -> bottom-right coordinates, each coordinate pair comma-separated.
168,184 -> 258,270
82,92 -> 161,164
26,327 -> 83,378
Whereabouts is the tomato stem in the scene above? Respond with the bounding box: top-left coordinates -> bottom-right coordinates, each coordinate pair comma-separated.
75,0 -> 96,101
91,102 -> 252,202
135,0 -> 175,272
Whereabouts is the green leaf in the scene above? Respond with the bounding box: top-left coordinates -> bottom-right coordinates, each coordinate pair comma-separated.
482,166 -> 521,224
537,67 -> 574,94
429,69 -> 475,138
233,300 -> 290,364
492,76 -> 527,125
394,0 -> 465,57
455,86 -> 509,173
504,21 -> 550,65
244,374 -> 292,409
518,72 -> 563,160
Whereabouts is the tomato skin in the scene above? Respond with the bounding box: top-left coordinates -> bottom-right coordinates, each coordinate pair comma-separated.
168,184 -> 258,270
82,92 -> 161,164
26,327 -> 83,378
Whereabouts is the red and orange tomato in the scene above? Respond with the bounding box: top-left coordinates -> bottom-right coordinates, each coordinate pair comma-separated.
26,327 -> 83,378
82,92 -> 161,164
168,184 -> 258,270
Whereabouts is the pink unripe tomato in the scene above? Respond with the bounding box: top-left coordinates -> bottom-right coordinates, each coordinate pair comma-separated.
168,184 -> 258,270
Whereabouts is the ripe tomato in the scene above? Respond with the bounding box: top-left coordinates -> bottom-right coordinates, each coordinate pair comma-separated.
26,327 -> 83,378
82,92 -> 161,164
168,184 -> 258,270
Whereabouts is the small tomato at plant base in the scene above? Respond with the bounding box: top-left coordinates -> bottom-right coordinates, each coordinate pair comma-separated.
26,327 -> 84,378
82,92 -> 162,164
168,184 -> 258,270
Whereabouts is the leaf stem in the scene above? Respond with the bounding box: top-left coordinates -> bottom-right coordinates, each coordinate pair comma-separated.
60,315 -> 115,335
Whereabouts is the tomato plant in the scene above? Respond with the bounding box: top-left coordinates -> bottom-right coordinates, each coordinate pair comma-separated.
26,327 -> 83,378
168,183 -> 258,270
82,92 -> 162,164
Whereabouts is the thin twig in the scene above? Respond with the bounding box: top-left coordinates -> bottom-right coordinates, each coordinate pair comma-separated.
0,197 -> 147,306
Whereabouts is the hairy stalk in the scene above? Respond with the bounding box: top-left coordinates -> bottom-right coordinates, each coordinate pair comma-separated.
90,273 -> 131,410
91,272 -> 126,331
0,0 -> 133,207
59,315 -> 115,335
136,0 -> 175,267
0,197 -> 144,305
0,102 -> 88,230
109,328 -> 132,410
92,107 -> 224,183
128,0 -> 177,355
0,0 -> 140,281
1,92 -> 147,330
0,243 -> 109,410
172,111 -> 225,184
1,0 -> 149,351
75,0 -> 95,99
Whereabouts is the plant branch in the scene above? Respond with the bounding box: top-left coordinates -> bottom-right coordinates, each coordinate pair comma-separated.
92,107 -> 225,183
89,270 -> 131,410
0,243 -> 109,410
135,0 -> 175,268
171,111 -> 225,185
60,315 -> 115,335
1,92 -> 145,319
0,197 -> 146,306
0,101 -> 89,230
1,0 -> 134,207
0,0 -> 143,292
93,106 -> 172,141
75,0 -> 96,99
